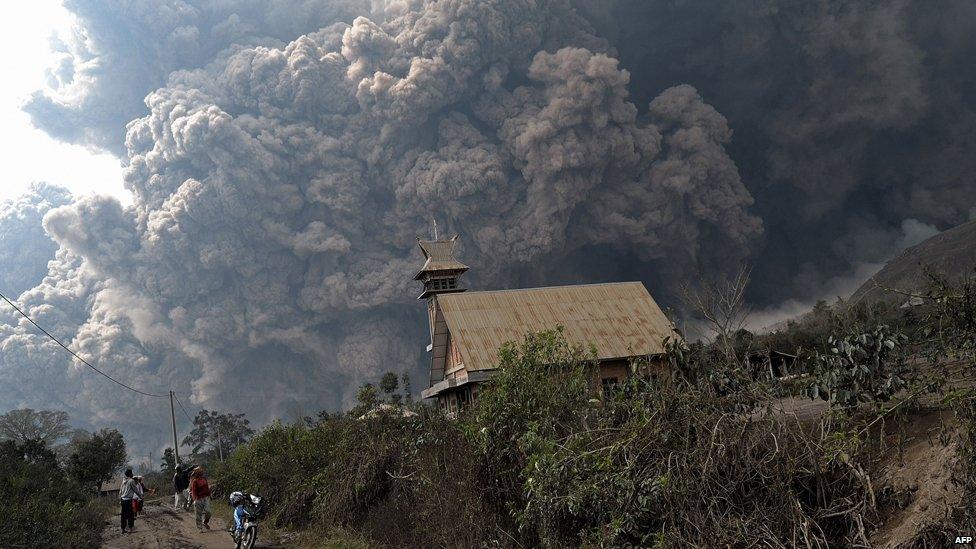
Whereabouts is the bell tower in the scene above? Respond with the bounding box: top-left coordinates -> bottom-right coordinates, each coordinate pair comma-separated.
414,234 -> 468,300
415,234 -> 468,387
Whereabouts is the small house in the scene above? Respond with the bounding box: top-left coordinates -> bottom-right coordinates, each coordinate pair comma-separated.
746,349 -> 799,380
415,235 -> 679,413
98,479 -> 121,498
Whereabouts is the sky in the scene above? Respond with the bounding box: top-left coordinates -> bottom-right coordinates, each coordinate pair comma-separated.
0,2 -> 127,204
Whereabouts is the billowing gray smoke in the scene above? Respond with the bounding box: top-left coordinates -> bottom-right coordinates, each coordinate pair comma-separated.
0,184 -> 72,296
10,0 -> 976,453
577,0 -> 976,302
3,0 -> 762,452
25,0 -> 374,153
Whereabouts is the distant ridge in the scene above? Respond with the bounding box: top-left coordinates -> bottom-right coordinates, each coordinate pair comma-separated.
850,219 -> 976,306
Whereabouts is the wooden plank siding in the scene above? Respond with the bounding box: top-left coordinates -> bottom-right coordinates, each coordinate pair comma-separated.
428,305 -> 451,386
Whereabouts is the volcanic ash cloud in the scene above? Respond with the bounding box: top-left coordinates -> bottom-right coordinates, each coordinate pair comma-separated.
4,0 -> 760,452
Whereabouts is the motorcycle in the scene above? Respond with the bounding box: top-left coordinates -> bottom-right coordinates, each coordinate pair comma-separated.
230,493 -> 265,549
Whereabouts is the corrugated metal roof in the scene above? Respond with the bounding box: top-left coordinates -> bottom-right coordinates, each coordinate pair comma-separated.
415,237 -> 469,277
436,282 -> 677,371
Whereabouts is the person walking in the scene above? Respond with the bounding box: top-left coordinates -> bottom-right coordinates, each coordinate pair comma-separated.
119,468 -> 144,534
189,466 -> 213,531
133,476 -> 155,516
173,463 -> 193,510
133,476 -> 143,516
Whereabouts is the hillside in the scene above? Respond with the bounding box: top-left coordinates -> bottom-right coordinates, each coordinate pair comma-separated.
850,219 -> 976,306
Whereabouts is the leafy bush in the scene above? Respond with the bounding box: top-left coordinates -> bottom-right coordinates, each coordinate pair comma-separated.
0,439 -> 105,548
913,271 -> 976,536
472,331 -> 873,547
662,335 -> 750,396
468,328 -> 595,512
806,324 -> 910,408
921,269 -> 976,360
216,328 -> 892,547
215,413 -> 501,547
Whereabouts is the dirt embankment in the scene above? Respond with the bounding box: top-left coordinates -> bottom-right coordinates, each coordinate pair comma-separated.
870,410 -> 963,548
761,391 -> 966,547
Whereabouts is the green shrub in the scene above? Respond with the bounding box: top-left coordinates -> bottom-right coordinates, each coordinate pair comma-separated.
465,329 -> 878,547
0,439 -> 104,548
215,328 -> 897,548
215,413 -> 501,547
467,328 -> 595,505
806,324 -> 910,409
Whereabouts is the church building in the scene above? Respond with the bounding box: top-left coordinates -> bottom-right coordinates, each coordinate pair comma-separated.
416,235 -> 679,413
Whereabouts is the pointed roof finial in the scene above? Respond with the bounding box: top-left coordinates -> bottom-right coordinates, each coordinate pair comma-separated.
414,233 -> 468,280
433,218 -> 438,240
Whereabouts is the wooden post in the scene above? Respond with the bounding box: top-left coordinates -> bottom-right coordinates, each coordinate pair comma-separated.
169,391 -> 180,465
216,423 -> 224,462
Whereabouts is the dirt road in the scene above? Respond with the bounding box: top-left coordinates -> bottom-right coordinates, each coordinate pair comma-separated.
102,500 -> 235,549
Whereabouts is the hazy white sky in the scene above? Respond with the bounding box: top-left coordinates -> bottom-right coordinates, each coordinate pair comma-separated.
0,1 -> 128,204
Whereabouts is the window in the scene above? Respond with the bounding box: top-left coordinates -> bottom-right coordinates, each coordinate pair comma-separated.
427,277 -> 458,291
601,377 -> 619,397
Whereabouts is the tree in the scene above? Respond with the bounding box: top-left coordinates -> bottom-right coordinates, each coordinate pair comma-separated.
161,447 -> 177,475
379,372 -> 403,405
0,408 -> 71,446
1,438 -> 103,547
356,383 -> 379,412
67,429 -> 126,493
353,373 -> 416,415
182,410 -> 254,461
11,438 -> 59,467
471,327 -> 595,528
401,373 -> 413,402
380,372 -> 399,395
52,428 -> 91,464
682,266 -> 752,366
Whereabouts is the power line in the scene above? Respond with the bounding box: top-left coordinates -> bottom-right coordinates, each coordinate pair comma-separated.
173,392 -> 194,423
0,291 -> 168,398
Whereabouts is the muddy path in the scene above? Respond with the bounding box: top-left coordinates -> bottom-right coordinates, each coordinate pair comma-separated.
102,500 -> 237,549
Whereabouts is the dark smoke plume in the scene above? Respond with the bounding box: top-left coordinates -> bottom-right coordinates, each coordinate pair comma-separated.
3,0 -> 762,453
25,0 -> 373,153
578,0 -> 976,303
8,0 -> 976,453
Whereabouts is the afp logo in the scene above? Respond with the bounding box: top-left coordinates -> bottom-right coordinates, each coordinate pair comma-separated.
956,535 -> 974,545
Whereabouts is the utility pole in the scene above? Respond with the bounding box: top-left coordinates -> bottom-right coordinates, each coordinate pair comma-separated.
216,423 -> 224,462
169,391 -> 180,465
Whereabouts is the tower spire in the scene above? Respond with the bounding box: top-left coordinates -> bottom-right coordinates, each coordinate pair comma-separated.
414,233 -> 468,300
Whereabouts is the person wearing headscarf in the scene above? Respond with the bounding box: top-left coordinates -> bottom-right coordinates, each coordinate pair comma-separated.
189,466 -> 213,531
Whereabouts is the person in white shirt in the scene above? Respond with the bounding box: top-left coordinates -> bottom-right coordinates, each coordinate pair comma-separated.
119,468 -> 144,533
